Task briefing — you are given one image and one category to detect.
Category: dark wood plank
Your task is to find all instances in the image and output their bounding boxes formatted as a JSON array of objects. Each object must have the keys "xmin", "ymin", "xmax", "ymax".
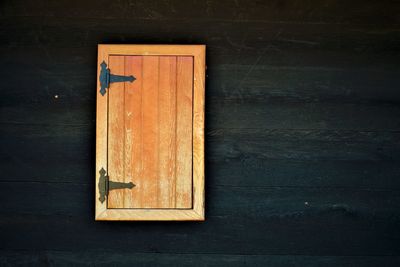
[
  {"xmin": 3, "ymin": 156, "xmax": 399, "ymax": 190},
  {"xmin": 210, "ymin": 159, "xmax": 400, "ymax": 189},
  {"xmin": 1, "ymin": 0, "xmax": 400, "ymax": 263},
  {"xmin": 2, "ymin": 47, "xmax": 400, "ymax": 105},
  {"xmin": 1, "ymin": 0, "xmax": 400, "ymax": 25},
  {"xmin": 2, "ymin": 180, "xmax": 400, "ymax": 218},
  {"xmin": 0, "ymin": 19, "xmax": 399, "ymax": 68},
  {"xmin": 1, "ymin": 100, "xmax": 400, "ymax": 130},
  {"xmin": 208, "ymin": 101, "xmax": 400, "ymax": 130},
  {"xmin": 1, "ymin": 250, "xmax": 400, "ymax": 267},
  {"xmin": 1, "ymin": 124, "xmax": 400, "ymax": 188},
  {"xmin": 1, "ymin": 181, "xmax": 400, "ymax": 256}
]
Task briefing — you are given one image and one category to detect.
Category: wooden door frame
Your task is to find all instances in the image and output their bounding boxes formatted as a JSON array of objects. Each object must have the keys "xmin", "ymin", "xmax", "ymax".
[{"xmin": 95, "ymin": 45, "xmax": 205, "ymax": 221}]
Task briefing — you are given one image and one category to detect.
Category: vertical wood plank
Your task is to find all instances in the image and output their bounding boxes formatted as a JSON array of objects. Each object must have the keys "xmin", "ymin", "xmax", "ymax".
[
  {"xmin": 176, "ymin": 56, "xmax": 194, "ymax": 208},
  {"xmin": 124, "ymin": 56, "xmax": 143, "ymax": 208},
  {"xmin": 107, "ymin": 56, "xmax": 125, "ymax": 208},
  {"xmin": 141, "ymin": 56, "xmax": 160, "ymax": 208},
  {"xmin": 158, "ymin": 56, "xmax": 177, "ymax": 208},
  {"xmin": 95, "ymin": 45, "xmax": 109, "ymax": 218},
  {"xmin": 192, "ymin": 46, "xmax": 206, "ymax": 219}
]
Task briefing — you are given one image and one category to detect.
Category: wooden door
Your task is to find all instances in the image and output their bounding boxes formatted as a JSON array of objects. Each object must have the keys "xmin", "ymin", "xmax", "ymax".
[
  {"xmin": 107, "ymin": 55, "xmax": 193, "ymax": 209},
  {"xmin": 96, "ymin": 45, "xmax": 205, "ymax": 220}
]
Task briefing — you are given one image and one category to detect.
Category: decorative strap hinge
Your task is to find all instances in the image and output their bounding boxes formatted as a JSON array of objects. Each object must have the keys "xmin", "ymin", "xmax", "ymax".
[
  {"xmin": 98, "ymin": 168, "xmax": 135, "ymax": 203},
  {"xmin": 99, "ymin": 61, "xmax": 136, "ymax": 96}
]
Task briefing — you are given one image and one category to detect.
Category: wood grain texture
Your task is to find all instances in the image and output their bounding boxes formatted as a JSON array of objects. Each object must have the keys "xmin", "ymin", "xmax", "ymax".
[
  {"xmin": 158, "ymin": 56, "xmax": 177, "ymax": 208},
  {"xmin": 2, "ymin": 183, "xmax": 400, "ymax": 255},
  {"xmin": 107, "ymin": 56, "xmax": 126, "ymax": 208},
  {"xmin": 2, "ymin": 251, "xmax": 400, "ymax": 267},
  {"xmin": 141, "ymin": 55, "xmax": 160, "ymax": 208},
  {"xmin": 176, "ymin": 56, "xmax": 193, "ymax": 208},
  {"xmin": 192, "ymin": 47, "xmax": 206, "ymax": 218},
  {"xmin": 1, "ymin": 0, "xmax": 400, "ymax": 264},
  {"xmin": 95, "ymin": 45, "xmax": 108, "ymax": 217},
  {"xmin": 124, "ymin": 56, "xmax": 143, "ymax": 208},
  {"xmin": 95, "ymin": 46, "xmax": 204, "ymax": 218}
]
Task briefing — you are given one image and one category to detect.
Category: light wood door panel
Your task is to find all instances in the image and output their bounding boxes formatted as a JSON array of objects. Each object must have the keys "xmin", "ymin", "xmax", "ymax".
[
  {"xmin": 124, "ymin": 56, "xmax": 142, "ymax": 208},
  {"xmin": 176, "ymin": 57, "xmax": 194, "ymax": 208},
  {"xmin": 158, "ymin": 56, "xmax": 178, "ymax": 208},
  {"xmin": 107, "ymin": 56, "xmax": 125, "ymax": 208},
  {"xmin": 107, "ymin": 55, "xmax": 193, "ymax": 209}
]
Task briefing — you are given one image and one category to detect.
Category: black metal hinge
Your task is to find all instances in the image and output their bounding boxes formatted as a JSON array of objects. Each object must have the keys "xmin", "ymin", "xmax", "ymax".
[
  {"xmin": 99, "ymin": 61, "xmax": 136, "ymax": 96},
  {"xmin": 98, "ymin": 168, "xmax": 135, "ymax": 203}
]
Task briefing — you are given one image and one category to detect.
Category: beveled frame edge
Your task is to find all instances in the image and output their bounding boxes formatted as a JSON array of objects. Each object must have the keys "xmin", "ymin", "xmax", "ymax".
[
  {"xmin": 96, "ymin": 209, "xmax": 204, "ymax": 221},
  {"xmin": 95, "ymin": 44, "xmax": 205, "ymax": 221}
]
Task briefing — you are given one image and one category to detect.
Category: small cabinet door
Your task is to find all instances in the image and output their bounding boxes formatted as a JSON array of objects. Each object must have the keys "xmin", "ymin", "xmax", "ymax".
[{"xmin": 96, "ymin": 45, "xmax": 205, "ymax": 221}]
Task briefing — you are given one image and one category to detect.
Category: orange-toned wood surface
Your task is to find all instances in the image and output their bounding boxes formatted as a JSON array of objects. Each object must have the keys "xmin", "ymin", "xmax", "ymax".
[
  {"xmin": 107, "ymin": 56, "xmax": 125, "ymax": 208},
  {"xmin": 107, "ymin": 55, "xmax": 193, "ymax": 209},
  {"xmin": 176, "ymin": 57, "xmax": 194, "ymax": 208},
  {"xmin": 124, "ymin": 56, "xmax": 142, "ymax": 208},
  {"xmin": 158, "ymin": 56, "xmax": 177, "ymax": 207}
]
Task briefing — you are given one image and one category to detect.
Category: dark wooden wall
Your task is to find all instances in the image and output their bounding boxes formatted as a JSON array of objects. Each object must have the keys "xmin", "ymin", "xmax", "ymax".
[{"xmin": 1, "ymin": 0, "xmax": 400, "ymax": 266}]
